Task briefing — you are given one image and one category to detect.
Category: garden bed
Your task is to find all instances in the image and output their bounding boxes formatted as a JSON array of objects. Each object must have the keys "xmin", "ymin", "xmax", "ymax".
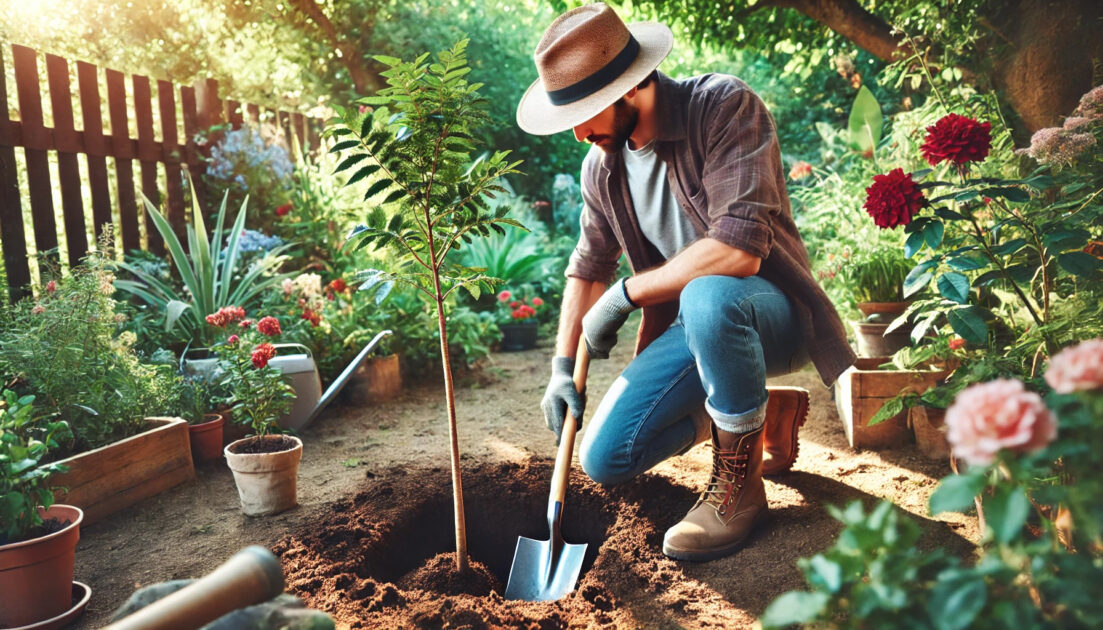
[{"xmin": 50, "ymin": 417, "xmax": 195, "ymax": 525}]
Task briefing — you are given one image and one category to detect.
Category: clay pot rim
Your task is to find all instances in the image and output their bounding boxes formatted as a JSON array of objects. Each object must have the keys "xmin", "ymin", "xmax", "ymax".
[
  {"xmin": 0, "ymin": 505, "xmax": 83, "ymax": 553},
  {"xmin": 16, "ymin": 581, "xmax": 92, "ymax": 630},
  {"xmin": 857, "ymin": 301, "xmax": 911, "ymax": 316},
  {"xmin": 188, "ymin": 413, "xmax": 225, "ymax": 428}
]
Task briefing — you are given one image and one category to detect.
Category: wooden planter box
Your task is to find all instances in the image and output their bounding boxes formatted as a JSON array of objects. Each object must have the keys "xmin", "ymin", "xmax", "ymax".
[
  {"xmin": 49, "ymin": 417, "xmax": 195, "ymax": 525},
  {"xmin": 834, "ymin": 358, "xmax": 949, "ymax": 450},
  {"xmin": 343, "ymin": 354, "xmax": 402, "ymax": 405}
]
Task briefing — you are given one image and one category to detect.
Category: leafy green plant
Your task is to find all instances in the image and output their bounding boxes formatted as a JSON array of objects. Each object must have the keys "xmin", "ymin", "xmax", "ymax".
[
  {"xmin": 328, "ymin": 40, "xmax": 522, "ymax": 572},
  {"xmin": 839, "ymin": 246, "xmax": 913, "ymax": 305},
  {"xmin": 0, "ymin": 240, "xmax": 182, "ymax": 453},
  {"xmin": 115, "ymin": 184, "xmax": 294, "ymax": 347},
  {"xmin": 0, "ymin": 390, "xmax": 71, "ymax": 545}
]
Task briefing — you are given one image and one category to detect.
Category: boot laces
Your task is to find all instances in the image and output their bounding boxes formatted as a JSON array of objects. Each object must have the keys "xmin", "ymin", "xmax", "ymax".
[{"xmin": 702, "ymin": 444, "xmax": 749, "ymax": 515}]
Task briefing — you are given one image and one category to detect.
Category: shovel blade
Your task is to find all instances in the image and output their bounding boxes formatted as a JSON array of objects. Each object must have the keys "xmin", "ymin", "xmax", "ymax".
[{"xmin": 504, "ymin": 535, "xmax": 588, "ymax": 601}]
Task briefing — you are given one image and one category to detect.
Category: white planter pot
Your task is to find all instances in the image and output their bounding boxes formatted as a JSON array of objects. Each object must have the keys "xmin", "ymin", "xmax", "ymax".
[{"xmin": 224, "ymin": 435, "xmax": 303, "ymax": 516}]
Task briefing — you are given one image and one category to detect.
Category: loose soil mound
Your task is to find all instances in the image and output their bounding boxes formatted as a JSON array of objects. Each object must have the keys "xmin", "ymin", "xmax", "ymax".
[{"xmin": 275, "ymin": 460, "xmax": 753, "ymax": 628}]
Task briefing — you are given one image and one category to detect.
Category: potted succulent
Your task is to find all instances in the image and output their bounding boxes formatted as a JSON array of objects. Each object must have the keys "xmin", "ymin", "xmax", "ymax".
[
  {"xmin": 0, "ymin": 390, "xmax": 85, "ymax": 628},
  {"xmin": 839, "ymin": 246, "xmax": 914, "ymax": 357},
  {"xmin": 214, "ymin": 315, "xmax": 299, "ymax": 516},
  {"xmin": 495, "ymin": 289, "xmax": 544, "ymax": 351}
]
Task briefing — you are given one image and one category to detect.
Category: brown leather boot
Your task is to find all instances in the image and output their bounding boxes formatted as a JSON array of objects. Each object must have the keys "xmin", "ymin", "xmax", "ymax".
[
  {"xmin": 761, "ymin": 387, "xmax": 810, "ymax": 476},
  {"xmin": 662, "ymin": 424, "xmax": 767, "ymax": 561}
]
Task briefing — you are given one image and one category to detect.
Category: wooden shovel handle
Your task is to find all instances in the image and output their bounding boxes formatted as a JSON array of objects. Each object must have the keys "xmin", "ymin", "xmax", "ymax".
[
  {"xmin": 104, "ymin": 546, "xmax": 284, "ymax": 630},
  {"xmin": 549, "ymin": 338, "xmax": 590, "ymax": 506}
]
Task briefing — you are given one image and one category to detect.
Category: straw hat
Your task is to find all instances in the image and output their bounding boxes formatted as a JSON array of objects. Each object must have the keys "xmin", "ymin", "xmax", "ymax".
[{"xmin": 516, "ymin": 3, "xmax": 673, "ymax": 136}]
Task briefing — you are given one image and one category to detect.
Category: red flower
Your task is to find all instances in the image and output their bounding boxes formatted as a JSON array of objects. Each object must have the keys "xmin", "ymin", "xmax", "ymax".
[
  {"xmin": 497, "ymin": 290, "xmax": 511, "ymax": 303},
  {"xmin": 256, "ymin": 316, "xmax": 282, "ymax": 337},
  {"xmin": 276, "ymin": 203, "xmax": 292, "ymax": 217},
  {"xmin": 301, "ymin": 309, "xmax": 321, "ymax": 327},
  {"xmin": 227, "ymin": 334, "xmax": 240, "ymax": 345},
  {"xmin": 328, "ymin": 278, "xmax": 348, "ymax": 293},
  {"xmin": 863, "ymin": 168, "xmax": 927, "ymax": 229},
  {"xmin": 532, "ymin": 297, "xmax": 544, "ymax": 307},
  {"xmin": 949, "ymin": 337, "xmax": 965, "ymax": 350},
  {"xmin": 251, "ymin": 343, "xmax": 276, "ymax": 369},
  {"xmin": 510, "ymin": 301, "xmax": 521, "ymax": 308},
  {"xmin": 239, "ymin": 318, "xmax": 254, "ymax": 329},
  {"xmin": 205, "ymin": 305, "xmax": 247, "ymax": 328},
  {"xmin": 45, "ymin": 280, "xmax": 57, "ymax": 294},
  {"xmin": 920, "ymin": 114, "xmax": 992, "ymax": 166},
  {"xmin": 788, "ymin": 161, "xmax": 813, "ymax": 181}
]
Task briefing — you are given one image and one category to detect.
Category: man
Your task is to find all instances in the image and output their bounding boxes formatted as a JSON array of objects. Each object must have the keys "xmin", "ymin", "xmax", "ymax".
[{"xmin": 516, "ymin": 3, "xmax": 854, "ymax": 561}]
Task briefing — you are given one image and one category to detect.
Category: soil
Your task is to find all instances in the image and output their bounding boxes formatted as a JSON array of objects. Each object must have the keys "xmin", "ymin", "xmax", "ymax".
[
  {"xmin": 228, "ymin": 434, "xmax": 300, "ymax": 454},
  {"xmin": 72, "ymin": 336, "xmax": 979, "ymax": 628}
]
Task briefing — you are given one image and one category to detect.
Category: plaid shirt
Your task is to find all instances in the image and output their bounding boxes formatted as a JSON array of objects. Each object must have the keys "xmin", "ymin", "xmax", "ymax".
[{"xmin": 565, "ymin": 72, "xmax": 855, "ymax": 385}]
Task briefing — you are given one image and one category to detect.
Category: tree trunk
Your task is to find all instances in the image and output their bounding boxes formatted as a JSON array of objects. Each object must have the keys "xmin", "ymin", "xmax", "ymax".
[
  {"xmin": 285, "ymin": 0, "xmax": 379, "ymax": 96},
  {"xmin": 983, "ymin": 0, "xmax": 1102, "ymax": 136},
  {"xmin": 779, "ymin": 0, "xmax": 1101, "ymax": 136},
  {"xmin": 786, "ymin": 0, "xmax": 906, "ymax": 61}
]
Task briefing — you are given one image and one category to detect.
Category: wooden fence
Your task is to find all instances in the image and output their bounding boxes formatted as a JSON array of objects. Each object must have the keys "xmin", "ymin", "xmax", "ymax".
[{"xmin": 0, "ymin": 44, "xmax": 323, "ymax": 301}]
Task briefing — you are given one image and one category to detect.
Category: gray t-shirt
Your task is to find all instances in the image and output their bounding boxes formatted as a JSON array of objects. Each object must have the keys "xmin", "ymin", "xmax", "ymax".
[{"xmin": 622, "ymin": 139, "xmax": 702, "ymax": 260}]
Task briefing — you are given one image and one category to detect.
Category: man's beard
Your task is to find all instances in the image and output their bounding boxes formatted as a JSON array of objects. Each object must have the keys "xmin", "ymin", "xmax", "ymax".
[{"xmin": 587, "ymin": 98, "xmax": 638, "ymax": 153}]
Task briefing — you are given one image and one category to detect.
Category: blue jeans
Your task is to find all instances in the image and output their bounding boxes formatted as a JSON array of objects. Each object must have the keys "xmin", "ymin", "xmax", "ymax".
[{"xmin": 578, "ymin": 275, "xmax": 806, "ymax": 486}]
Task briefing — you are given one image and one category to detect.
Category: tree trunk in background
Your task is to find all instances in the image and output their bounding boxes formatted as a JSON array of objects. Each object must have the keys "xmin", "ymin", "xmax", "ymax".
[
  {"xmin": 787, "ymin": 0, "xmax": 906, "ymax": 62},
  {"xmin": 286, "ymin": 0, "xmax": 380, "ymax": 96},
  {"xmin": 782, "ymin": 0, "xmax": 1101, "ymax": 138},
  {"xmin": 983, "ymin": 0, "xmax": 1102, "ymax": 138}
]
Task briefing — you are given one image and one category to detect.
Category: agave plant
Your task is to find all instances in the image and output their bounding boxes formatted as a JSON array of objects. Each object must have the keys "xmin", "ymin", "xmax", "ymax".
[
  {"xmin": 115, "ymin": 185, "xmax": 294, "ymax": 346},
  {"xmin": 457, "ymin": 221, "xmax": 549, "ymax": 288}
]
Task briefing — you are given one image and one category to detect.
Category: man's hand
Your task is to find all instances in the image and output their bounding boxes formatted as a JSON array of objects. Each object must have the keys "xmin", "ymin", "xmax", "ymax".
[
  {"xmin": 581, "ymin": 278, "xmax": 638, "ymax": 359},
  {"xmin": 541, "ymin": 356, "xmax": 585, "ymax": 441}
]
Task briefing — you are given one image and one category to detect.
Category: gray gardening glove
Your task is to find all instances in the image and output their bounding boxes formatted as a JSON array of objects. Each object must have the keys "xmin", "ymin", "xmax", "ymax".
[
  {"xmin": 581, "ymin": 277, "xmax": 639, "ymax": 359},
  {"xmin": 541, "ymin": 356, "xmax": 585, "ymax": 442}
]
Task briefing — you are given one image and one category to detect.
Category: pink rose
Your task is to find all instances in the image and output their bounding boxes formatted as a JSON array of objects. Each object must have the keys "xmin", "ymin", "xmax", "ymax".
[
  {"xmin": 945, "ymin": 379, "xmax": 1057, "ymax": 467},
  {"xmin": 227, "ymin": 334, "xmax": 239, "ymax": 345},
  {"xmin": 497, "ymin": 290, "xmax": 511, "ymax": 303},
  {"xmin": 532, "ymin": 297, "xmax": 544, "ymax": 307},
  {"xmin": 1044, "ymin": 339, "xmax": 1103, "ymax": 393}
]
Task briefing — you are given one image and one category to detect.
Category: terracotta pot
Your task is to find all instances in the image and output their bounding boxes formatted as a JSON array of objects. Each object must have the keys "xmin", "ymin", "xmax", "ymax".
[
  {"xmin": 499, "ymin": 322, "xmax": 538, "ymax": 351},
  {"xmin": 910, "ymin": 406, "xmax": 951, "ymax": 459},
  {"xmin": 857, "ymin": 301, "xmax": 909, "ymax": 318},
  {"xmin": 224, "ymin": 435, "xmax": 303, "ymax": 516},
  {"xmin": 0, "ymin": 505, "xmax": 82, "ymax": 627},
  {"xmin": 344, "ymin": 354, "xmax": 402, "ymax": 405},
  {"xmin": 188, "ymin": 413, "xmax": 225, "ymax": 462},
  {"xmin": 851, "ymin": 320, "xmax": 910, "ymax": 358}
]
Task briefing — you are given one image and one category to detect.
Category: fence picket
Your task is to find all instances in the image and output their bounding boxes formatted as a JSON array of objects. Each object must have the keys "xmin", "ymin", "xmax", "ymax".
[
  {"xmin": 133, "ymin": 75, "xmax": 162, "ymax": 254},
  {"xmin": 106, "ymin": 67, "xmax": 140, "ymax": 252},
  {"xmin": 158, "ymin": 80, "xmax": 186, "ymax": 245},
  {"xmin": 13, "ymin": 45, "xmax": 59, "ymax": 277},
  {"xmin": 77, "ymin": 60, "xmax": 113, "ymax": 241},
  {"xmin": 0, "ymin": 47, "xmax": 30, "ymax": 300},
  {"xmin": 46, "ymin": 53, "xmax": 88, "ymax": 267}
]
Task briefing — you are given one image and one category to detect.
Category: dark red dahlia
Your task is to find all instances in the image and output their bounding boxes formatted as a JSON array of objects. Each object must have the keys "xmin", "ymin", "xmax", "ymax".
[
  {"xmin": 920, "ymin": 114, "xmax": 992, "ymax": 166},
  {"xmin": 863, "ymin": 168, "xmax": 927, "ymax": 229}
]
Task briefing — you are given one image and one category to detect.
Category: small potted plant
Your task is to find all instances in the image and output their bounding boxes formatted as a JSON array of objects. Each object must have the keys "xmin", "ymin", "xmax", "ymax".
[
  {"xmin": 0, "ymin": 390, "xmax": 85, "ymax": 628},
  {"xmin": 176, "ymin": 376, "xmax": 226, "ymax": 463},
  {"xmin": 214, "ymin": 315, "xmax": 299, "ymax": 516},
  {"xmin": 838, "ymin": 246, "xmax": 914, "ymax": 357},
  {"xmin": 495, "ymin": 289, "xmax": 544, "ymax": 352}
]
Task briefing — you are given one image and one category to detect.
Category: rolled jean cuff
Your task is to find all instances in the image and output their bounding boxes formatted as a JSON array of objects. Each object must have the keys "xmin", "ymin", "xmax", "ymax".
[{"xmin": 705, "ymin": 399, "xmax": 767, "ymax": 434}]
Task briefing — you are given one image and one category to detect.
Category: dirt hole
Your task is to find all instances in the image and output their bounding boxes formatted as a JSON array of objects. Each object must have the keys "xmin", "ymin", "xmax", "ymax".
[{"xmin": 274, "ymin": 459, "xmax": 742, "ymax": 629}]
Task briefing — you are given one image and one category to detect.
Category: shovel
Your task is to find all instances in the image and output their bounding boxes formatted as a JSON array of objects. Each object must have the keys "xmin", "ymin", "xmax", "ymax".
[{"xmin": 505, "ymin": 339, "xmax": 590, "ymax": 601}]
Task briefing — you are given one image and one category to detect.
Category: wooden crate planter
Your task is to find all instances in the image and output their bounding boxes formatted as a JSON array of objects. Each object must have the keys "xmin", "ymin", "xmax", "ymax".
[
  {"xmin": 49, "ymin": 417, "xmax": 195, "ymax": 525},
  {"xmin": 834, "ymin": 358, "xmax": 948, "ymax": 450}
]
